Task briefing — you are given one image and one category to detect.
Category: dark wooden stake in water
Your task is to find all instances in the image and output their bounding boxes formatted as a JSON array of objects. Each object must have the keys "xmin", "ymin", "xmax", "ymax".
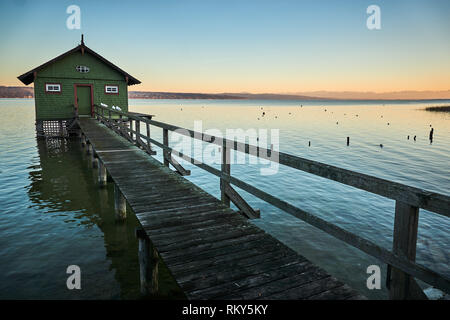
[{"xmin": 347, "ymin": 137, "xmax": 350, "ymax": 146}]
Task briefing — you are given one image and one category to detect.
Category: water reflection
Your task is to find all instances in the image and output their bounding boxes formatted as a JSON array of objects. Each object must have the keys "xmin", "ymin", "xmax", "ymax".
[{"xmin": 26, "ymin": 137, "xmax": 185, "ymax": 299}]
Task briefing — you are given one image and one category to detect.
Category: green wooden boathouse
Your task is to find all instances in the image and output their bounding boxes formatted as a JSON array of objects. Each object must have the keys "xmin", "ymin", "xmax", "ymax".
[{"xmin": 17, "ymin": 35, "xmax": 140, "ymax": 137}]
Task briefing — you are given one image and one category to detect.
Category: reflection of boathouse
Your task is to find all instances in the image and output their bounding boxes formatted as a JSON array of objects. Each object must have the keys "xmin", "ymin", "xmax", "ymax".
[{"xmin": 27, "ymin": 139, "xmax": 184, "ymax": 299}]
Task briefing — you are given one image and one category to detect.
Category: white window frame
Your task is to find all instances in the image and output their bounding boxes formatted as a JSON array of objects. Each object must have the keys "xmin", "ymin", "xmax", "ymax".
[
  {"xmin": 105, "ymin": 85, "xmax": 119, "ymax": 94},
  {"xmin": 76, "ymin": 65, "xmax": 90, "ymax": 73},
  {"xmin": 45, "ymin": 83, "xmax": 61, "ymax": 93}
]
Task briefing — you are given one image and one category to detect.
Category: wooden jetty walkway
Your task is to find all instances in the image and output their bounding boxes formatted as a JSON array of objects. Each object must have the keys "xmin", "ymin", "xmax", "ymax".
[
  {"xmin": 78, "ymin": 117, "xmax": 365, "ymax": 300},
  {"xmin": 74, "ymin": 104, "xmax": 450, "ymax": 300}
]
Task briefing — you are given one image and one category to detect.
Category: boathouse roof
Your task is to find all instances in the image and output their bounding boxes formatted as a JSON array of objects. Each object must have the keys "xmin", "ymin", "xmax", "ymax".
[{"xmin": 17, "ymin": 36, "xmax": 141, "ymax": 86}]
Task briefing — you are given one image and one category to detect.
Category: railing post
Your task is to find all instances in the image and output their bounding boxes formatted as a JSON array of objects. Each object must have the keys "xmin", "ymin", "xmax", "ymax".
[
  {"xmin": 146, "ymin": 122, "xmax": 152, "ymax": 151},
  {"xmin": 388, "ymin": 201, "xmax": 425, "ymax": 299},
  {"xmin": 129, "ymin": 119, "xmax": 134, "ymax": 141},
  {"xmin": 108, "ymin": 110, "xmax": 111, "ymax": 124},
  {"xmin": 135, "ymin": 120, "xmax": 140, "ymax": 145},
  {"xmin": 163, "ymin": 128, "xmax": 169, "ymax": 167},
  {"xmin": 221, "ymin": 138, "xmax": 231, "ymax": 207}
]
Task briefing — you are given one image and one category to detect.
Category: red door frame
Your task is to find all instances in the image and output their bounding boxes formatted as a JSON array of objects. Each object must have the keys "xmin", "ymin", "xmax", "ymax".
[{"xmin": 74, "ymin": 84, "xmax": 94, "ymax": 116}]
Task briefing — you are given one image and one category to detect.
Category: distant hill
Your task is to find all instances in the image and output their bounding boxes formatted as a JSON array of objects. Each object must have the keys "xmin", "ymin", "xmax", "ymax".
[
  {"xmin": 221, "ymin": 93, "xmax": 326, "ymax": 100},
  {"xmin": 290, "ymin": 90, "xmax": 450, "ymax": 100},
  {"xmin": 0, "ymin": 86, "xmax": 34, "ymax": 98},
  {"xmin": 129, "ymin": 91, "xmax": 244, "ymax": 99},
  {"xmin": 1, "ymin": 87, "xmax": 323, "ymax": 100},
  {"xmin": 4, "ymin": 86, "xmax": 447, "ymax": 100},
  {"xmin": 129, "ymin": 91, "xmax": 325, "ymax": 100}
]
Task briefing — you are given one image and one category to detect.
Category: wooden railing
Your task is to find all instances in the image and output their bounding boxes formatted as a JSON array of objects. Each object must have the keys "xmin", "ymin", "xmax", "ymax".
[{"xmin": 93, "ymin": 104, "xmax": 450, "ymax": 299}]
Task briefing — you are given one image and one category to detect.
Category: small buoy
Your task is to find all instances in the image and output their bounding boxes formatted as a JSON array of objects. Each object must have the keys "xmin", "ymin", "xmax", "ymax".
[
  {"xmin": 414, "ymin": 135, "xmax": 416, "ymax": 141},
  {"xmin": 407, "ymin": 135, "xmax": 410, "ymax": 140},
  {"xmin": 336, "ymin": 122, "xmax": 339, "ymax": 125},
  {"xmin": 387, "ymin": 122, "xmax": 390, "ymax": 125},
  {"xmin": 308, "ymin": 141, "xmax": 311, "ymax": 147},
  {"xmin": 380, "ymin": 144, "xmax": 383, "ymax": 148}
]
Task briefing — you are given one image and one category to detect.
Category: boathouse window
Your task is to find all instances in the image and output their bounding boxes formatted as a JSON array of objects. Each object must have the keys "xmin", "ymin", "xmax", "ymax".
[
  {"xmin": 76, "ymin": 65, "xmax": 90, "ymax": 73},
  {"xmin": 45, "ymin": 83, "xmax": 61, "ymax": 93},
  {"xmin": 105, "ymin": 85, "xmax": 119, "ymax": 94}
]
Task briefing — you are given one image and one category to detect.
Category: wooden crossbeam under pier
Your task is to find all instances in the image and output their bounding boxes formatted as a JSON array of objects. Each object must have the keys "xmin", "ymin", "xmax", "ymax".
[{"xmin": 77, "ymin": 117, "xmax": 365, "ymax": 300}]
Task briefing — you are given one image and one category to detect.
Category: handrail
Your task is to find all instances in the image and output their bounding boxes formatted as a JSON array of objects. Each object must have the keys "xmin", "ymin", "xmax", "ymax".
[
  {"xmin": 94, "ymin": 104, "xmax": 450, "ymax": 218},
  {"xmin": 92, "ymin": 104, "xmax": 450, "ymax": 296}
]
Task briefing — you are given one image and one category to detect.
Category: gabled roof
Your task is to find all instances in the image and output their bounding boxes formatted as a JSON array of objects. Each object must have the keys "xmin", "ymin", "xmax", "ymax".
[{"xmin": 18, "ymin": 38, "xmax": 141, "ymax": 86}]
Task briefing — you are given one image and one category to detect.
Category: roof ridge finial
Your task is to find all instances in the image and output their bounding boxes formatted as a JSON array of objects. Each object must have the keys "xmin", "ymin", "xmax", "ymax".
[{"xmin": 81, "ymin": 34, "xmax": 84, "ymax": 46}]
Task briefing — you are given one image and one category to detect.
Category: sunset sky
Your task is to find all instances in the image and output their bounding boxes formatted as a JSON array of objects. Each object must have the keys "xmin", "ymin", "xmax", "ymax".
[{"xmin": 1, "ymin": 0, "xmax": 449, "ymax": 97}]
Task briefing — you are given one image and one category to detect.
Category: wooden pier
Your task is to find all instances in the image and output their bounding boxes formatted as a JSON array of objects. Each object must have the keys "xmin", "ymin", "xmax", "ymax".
[
  {"xmin": 78, "ymin": 117, "xmax": 365, "ymax": 299},
  {"xmin": 73, "ymin": 104, "xmax": 450, "ymax": 300}
]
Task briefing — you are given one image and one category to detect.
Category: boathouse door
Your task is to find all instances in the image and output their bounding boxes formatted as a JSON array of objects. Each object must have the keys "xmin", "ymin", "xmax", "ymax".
[{"xmin": 74, "ymin": 84, "xmax": 93, "ymax": 116}]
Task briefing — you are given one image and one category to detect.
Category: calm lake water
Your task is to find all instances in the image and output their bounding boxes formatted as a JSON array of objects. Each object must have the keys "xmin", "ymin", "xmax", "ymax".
[{"xmin": 0, "ymin": 98, "xmax": 449, "ymax": 299}]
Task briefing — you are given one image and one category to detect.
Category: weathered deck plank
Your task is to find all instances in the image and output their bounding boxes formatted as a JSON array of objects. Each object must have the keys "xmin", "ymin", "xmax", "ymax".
[{"xmin": 78, "ymin": 117, "xmax": 365, "ymax": 300}]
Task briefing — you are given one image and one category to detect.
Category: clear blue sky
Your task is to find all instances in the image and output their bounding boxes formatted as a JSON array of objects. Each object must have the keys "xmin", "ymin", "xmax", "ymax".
[{"xmin": 1, "ymin": 0, "xmax": 449, "ymax": 94}]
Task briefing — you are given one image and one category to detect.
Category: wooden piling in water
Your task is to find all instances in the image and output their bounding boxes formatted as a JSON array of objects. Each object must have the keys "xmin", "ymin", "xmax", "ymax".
[
  {"xmin": 136, "ymin": 228, "xmax": 151, "ymax": 295},
  {"xmin": 98, "ymin": 160, "xmax": 107, "ymax": 187},
  {"xmin": 151, "ymin": 246, "xmax": 159, "ymax": 294},
  {"xmin": 91, "ymin": 150, "xmax": 98, "ymax": 168},
  {"xmin": 114, "ymin": 184, "xmax": 126, "ymax": 220},
  {"xmin": 86, "ymin": 142, "xmax": 92, "ymax": 155}
]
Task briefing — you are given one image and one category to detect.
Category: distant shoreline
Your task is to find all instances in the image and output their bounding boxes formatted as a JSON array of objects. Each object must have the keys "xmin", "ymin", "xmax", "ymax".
[{"xmin": 1, "ymin": 86, "xmax": 450, "ymax": 101}]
